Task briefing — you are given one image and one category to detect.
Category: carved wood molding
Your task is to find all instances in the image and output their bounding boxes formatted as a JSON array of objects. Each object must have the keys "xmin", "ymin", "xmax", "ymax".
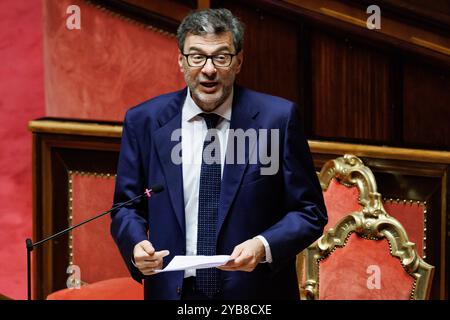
[
  {"xmin": 29, "ymin": 119, "xmax": 123, "ymax": 138},
  {"xmin": 309, "ymin": 140, "xmax": 450, "ymax": 164}
]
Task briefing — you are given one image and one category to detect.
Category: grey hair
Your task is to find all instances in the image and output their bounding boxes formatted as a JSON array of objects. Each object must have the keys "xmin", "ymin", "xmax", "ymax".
[{"xmin": 176, "ymin": 8, "xmax": 245, "ymax": 53}]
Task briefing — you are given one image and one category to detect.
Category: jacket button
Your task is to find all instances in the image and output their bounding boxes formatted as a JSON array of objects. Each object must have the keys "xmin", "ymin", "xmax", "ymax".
[{"xmin": 177, "ymin": 287, "xmax": 182, "ymax": 295}]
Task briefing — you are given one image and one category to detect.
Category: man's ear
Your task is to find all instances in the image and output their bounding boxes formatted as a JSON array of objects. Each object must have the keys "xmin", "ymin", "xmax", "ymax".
[
  {"xmin": 234, "ymin": 50, "xmax": 244, "ymax": 75},
  {"xmin": 178, "ymin": 51, "xmax": 184, "ymax": 73}
]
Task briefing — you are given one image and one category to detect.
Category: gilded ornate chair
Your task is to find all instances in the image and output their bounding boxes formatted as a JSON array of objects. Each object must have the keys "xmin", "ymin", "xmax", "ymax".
[{"xmin": 300, "ymin": 155, "xmax": 434, "ymax": 300}]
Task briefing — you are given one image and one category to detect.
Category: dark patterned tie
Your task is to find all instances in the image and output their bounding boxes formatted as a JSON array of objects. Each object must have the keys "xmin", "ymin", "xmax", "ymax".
[{"xmin": 196, "ymin": 113, "xmax": 222, "ymax": 298}]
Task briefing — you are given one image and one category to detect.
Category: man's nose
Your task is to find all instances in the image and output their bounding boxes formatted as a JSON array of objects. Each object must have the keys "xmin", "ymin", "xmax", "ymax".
[{"xmin": 201, "ymin": 58, "xmax": 217, "ymax": 77}]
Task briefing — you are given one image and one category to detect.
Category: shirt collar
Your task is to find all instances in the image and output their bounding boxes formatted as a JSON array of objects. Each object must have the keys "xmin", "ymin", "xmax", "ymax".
[{"xmin": 182, "ymin": 87, "xmax": 233, "ymax": 122}]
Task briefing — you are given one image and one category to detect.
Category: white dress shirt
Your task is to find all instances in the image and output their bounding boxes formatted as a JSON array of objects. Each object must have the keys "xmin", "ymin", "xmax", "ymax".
[{"xmin": 181, "ymin": 88, "xmax": 272, "ymax": 278}]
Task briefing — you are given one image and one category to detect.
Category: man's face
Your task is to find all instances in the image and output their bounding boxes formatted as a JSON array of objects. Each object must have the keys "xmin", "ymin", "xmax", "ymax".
[{"xmin": 178, "ymin": 31, "xmax": 243, "ymax": 112}]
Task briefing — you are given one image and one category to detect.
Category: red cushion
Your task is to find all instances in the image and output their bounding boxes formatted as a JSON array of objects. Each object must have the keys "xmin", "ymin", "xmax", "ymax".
[
  {"xmin": 46, "ymin": 277, "xmax": 143, "ymax": 300},
  {"xmin": 319, "ymin": 233, "xmax": 414, "ymax": 300}
]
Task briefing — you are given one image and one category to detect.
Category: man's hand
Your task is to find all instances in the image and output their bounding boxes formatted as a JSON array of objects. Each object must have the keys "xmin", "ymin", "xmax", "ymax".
[
  {"xmin": 133, "ymin": 240, "xmax": 169, "ymax": 276},
  {"xmin": 218, "ymin": 238, "xmax": 265, "ymax": 272}
]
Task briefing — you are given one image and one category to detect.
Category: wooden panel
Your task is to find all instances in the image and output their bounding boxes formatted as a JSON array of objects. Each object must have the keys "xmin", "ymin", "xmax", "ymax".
[
  {"xmin": 344, "ymin": 0, "xmax": 450, "ymax": 34},
  {"xmin": 30, "ymin": 119, "xmax": 450, "ymax": 299},
  {"xmin": 30, "ymin": 120, "xmax": 121, "ymax": 299},
  {"xmin": 311, "ymin": 29, "xmax": 393, "ymax": 142},
  {"xmin": 283, "ymin": 0, "xmax": 450, "ymax": 66},
  {"xmin": 403, "ymin": 61, "xmax": 450, "ymax": 148},
  {"xmin": 222, "ymin": 1, "xmax": 301, "ymax": 106}
]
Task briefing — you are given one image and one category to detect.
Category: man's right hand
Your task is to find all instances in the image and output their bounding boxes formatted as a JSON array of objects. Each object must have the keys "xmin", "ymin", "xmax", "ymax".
[{"xmin": 133, "ymin": 240, "xmax": 170, "ymax": 276}]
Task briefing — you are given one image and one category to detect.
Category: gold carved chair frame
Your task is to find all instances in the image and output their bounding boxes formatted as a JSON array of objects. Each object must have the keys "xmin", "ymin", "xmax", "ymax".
[{"xmin": 301, "ymin": 154, "xmax": 434, "ymax": 300}]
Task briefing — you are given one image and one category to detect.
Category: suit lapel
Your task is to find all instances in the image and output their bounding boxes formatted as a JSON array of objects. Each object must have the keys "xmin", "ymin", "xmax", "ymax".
[
  {"xmin": 217, "ymin": 86, "xmax": 260, "ymax": 236},
  {"xmin": 154, "ymin": 88, "xmax": 187, "ymax": 236}
]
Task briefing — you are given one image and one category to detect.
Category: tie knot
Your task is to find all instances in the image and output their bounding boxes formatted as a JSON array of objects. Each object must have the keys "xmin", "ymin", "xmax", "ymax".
[{"xmin": 200, "ymin": 113, "xmax": 222, "ymax": 129}]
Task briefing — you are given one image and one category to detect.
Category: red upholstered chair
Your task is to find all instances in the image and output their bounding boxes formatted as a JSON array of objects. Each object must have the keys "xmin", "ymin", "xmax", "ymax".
[
  {"xmin": 46, "ymin": 171, "xmax": 143, "ymax": 300},
  {"xmin": 299, "ymin": 155, "xmax": 434, "ymax": 300}
]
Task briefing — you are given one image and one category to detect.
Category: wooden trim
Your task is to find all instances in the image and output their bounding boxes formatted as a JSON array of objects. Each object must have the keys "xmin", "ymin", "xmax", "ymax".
[
  {"xmin": 28, "ymin": 120, "xmax": 450, "ymax": 164},
  {"xmin": 28, "ymin": 120, "xmax": 123, "ymax": 138},
  {"xmin": 309, "ymin": 140, "xmax": 450, "ymax": 164},
  {"xmin": 440, "ymin": 171, "xmax": 447, "ymax": 298},
  {"xmin": 411, "ymin": 37, "xmax": 450, "ymax": 56},
  {"xmin": 85, "ymin": 0, "xmax": 184, "ymax": 34},
  {"xmin": 41, "ymin": 138, "xmax": 54, "ymax": 299},
  {"xmin": 319, "ymin": 7, "xmax": 367, "ymax": 28}
]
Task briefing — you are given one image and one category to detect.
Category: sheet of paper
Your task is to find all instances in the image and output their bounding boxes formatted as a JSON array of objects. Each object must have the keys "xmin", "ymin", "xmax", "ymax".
[{"xmin": 154, "ymin": 255, "xmax": 233, "ymax": 273}]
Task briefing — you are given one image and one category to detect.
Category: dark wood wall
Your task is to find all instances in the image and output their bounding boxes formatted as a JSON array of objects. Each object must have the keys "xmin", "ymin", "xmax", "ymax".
[
  {"xmin": 214, "ymin": 0, "xmax": 450, "ymax": 150},
  {"xmin": 97, "ymin": 0, "xmax": 449, "ymax": 150}
]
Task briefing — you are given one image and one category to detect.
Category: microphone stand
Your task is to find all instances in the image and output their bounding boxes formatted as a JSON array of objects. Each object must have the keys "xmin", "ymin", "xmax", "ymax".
[{"xmin": 25, "ymin": 186, "xmax": 163, "ymax": 300}]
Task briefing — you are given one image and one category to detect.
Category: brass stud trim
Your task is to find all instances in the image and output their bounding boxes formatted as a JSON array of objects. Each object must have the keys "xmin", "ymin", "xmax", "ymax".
[{"xmin": 67, "ymin": 170, "xmax": 117, "ymax": 284}]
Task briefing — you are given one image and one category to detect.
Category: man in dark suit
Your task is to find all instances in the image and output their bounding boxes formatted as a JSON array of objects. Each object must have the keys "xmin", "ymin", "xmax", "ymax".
[{"xmin": 111, "ymin": 8, "xmax": 327, "ymax": 300}]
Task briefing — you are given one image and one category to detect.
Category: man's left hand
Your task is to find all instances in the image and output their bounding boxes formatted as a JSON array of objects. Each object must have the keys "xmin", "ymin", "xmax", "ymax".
[{"xmin": 218, "ymin": 238, "xmax": 265, "ymax": 272}]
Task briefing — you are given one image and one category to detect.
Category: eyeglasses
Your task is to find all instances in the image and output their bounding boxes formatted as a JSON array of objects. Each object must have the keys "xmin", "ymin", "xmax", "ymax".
[{"xmin": 182, "ymin": 53, "xmax": 236, "ymax": 68}]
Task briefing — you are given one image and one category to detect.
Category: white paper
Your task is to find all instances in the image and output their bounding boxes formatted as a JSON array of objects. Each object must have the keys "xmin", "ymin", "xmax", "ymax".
[{"xmin": 154, "ymin": 255, "xmax": 233, "ymax": 273}]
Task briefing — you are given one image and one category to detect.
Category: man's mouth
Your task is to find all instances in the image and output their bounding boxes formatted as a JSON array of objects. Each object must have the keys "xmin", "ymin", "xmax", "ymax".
[{"xmin": 199, "ymin": 81, "xmax": 219, "ymax": 92}]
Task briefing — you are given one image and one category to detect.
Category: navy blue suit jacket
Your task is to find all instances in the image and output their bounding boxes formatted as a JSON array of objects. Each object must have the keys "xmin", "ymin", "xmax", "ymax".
[{"xmin": 111, "ymin": 85, "xmax": 327, "ymax": 299}]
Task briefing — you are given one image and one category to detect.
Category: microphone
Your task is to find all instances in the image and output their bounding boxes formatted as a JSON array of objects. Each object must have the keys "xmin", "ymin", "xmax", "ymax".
[{"xmin": 25, "ymin": 185, "xmax": 164, "ymax": 300}]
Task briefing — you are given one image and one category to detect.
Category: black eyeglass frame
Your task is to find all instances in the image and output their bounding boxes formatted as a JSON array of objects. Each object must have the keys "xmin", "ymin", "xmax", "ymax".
[{"xmin": 182, "ymin": 53, "xmax": 238, "ymax": 68}]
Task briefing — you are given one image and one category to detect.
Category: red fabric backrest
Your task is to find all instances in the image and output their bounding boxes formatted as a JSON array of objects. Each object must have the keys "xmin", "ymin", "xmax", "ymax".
[
  {"xmin": 382, "ymin": 201, "xmax": 425, "ymax": 257},
  {"xmin": 298, "ymin": 177, "xmax": 363, "ymax": 293},
  {"xmin": 71, "ymin": 173, "xmax": 129, "ymax": 283},
  {"xmin": 322, "ymin": 178, "xmax": 362, "ymax": 232},
  {"xmin": 318, "ymin": 233, "xmax": 415, "ymax": 300}
]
